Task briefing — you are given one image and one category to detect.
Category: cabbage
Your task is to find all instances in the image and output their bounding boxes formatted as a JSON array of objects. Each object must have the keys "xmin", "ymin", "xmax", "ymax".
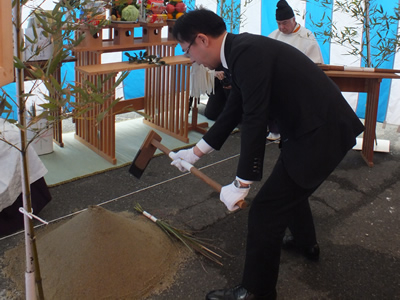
[{"xmin": 121, "ymin": 5, "xmax": 139, "ymax": 22}]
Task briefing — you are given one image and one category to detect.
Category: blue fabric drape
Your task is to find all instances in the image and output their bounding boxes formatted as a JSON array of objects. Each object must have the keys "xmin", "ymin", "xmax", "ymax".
[
  {"xmin": 217, "ymin": 0, "xmax": 241, "ymax": 34},
  {"xmin": 261, "ymin": 1, "xmax": 279, "ymax": 36},
  {"xmin": 61, "ymin": 61, "xmax": 75, "ymax": 112},
  {"xmin": 1, "ymin": 83, "xmax": 17, "ymax": 120},
  {"xmin": 304, "ymin": 0, "xmax": 333, "ymax": 64},
  {"xmin": 186, "ymin": 0, "xmax": 196, "ymax": 11},
  {"xmin": 122, "ymin": 27, "xmax": 145, "ymax": 100}
]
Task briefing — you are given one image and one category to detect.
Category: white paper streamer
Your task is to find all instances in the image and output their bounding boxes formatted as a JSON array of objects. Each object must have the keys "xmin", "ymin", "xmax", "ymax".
[
  {"xmin": 190, "ymin": 63, "xmax": 215, "ymax": 98},
  {"xmin": 143, "ymin": 210, "xmax": 158, "ymax": 223}
]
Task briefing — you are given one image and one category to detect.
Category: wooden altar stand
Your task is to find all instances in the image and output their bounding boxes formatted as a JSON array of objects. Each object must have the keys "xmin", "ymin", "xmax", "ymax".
[
  {"xmin": 73, "ymin": 22, "xmax": 202, "ymax": 164},
  {"xmin": 320, "ymin": 65, "xmax": 400, "ymax": 167}
]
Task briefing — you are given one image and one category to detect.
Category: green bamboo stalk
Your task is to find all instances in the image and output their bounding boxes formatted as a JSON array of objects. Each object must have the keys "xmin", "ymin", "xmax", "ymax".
[{"xmin": 14, "ymin": 2, "xmax": 45, "ymax": 299}]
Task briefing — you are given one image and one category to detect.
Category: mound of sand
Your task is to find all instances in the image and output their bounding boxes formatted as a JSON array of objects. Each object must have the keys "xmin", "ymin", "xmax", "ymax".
[{"xmin": 2, "ymin": 206, "xmax": 185, "ymax": 299}]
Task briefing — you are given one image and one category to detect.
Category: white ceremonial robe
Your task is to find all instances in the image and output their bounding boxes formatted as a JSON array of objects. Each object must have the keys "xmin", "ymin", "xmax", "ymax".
[{"xmin": 269, "ymin": 25, "xmax": 324, "ymax": 64}]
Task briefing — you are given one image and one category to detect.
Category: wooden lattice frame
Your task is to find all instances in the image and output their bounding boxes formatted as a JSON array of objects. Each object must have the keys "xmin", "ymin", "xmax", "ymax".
[{"xmin": 0, "ymin": 0, "xmax": 14, "ymax": 87}]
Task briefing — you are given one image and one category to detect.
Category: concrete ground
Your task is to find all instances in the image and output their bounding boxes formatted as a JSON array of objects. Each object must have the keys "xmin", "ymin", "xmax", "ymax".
[{"xmin": 1, "ymin": 112, "xmax": 400, "ymax": 299}]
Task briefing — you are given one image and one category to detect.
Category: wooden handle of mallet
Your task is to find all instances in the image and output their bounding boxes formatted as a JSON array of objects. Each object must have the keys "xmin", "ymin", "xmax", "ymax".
[{"xmin": 151, "ymin": 140, "xmax": 247, "ymax": 209}]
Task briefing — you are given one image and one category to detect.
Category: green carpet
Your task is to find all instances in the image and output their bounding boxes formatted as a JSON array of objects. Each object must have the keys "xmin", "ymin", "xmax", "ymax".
[{"xmin": 40, "ymin": 115, "xmax": 213, "ymax": 187}]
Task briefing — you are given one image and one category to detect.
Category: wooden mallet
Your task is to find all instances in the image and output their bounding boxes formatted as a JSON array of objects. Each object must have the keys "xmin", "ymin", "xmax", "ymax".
[{"xmin": 129, "ymin": 130, "xmax": 247, "ymax": 209}]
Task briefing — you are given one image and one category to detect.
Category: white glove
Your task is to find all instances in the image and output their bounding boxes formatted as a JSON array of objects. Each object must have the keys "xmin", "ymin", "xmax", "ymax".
[
  {"xmin": 220, "ymin": 181, "xmax": 250, "ymax": 212},
  {"xmin": 170, "ymin": 148, "xmax": 200, "ymax": 172}
]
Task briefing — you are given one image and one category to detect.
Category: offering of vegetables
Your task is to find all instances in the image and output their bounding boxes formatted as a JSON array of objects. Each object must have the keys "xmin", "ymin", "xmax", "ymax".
[
  {"xmin": 111, "ymin": 0, "xmax": 140, "ymax": 22},
  {"xmin": 121, "ymin": 5, "xmax": 139, "ymax": 21}
]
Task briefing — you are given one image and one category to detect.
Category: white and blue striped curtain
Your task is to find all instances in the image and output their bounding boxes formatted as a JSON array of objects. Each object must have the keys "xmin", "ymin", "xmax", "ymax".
[
  {"xmin": 3, "ymin": 0, "xmax": 400, "ymax": 126},
  {"xmin": 251, "ymin": 0, "xmax": 400, "ymax": 125}
]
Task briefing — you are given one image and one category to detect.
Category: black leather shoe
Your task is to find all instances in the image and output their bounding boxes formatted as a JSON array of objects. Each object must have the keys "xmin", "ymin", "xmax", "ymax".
[
  {"xmin": 282, "ymin": 235, "xmax": 320, "ymax": 261},
  {"xmin": 206, "ymin": 285, "xmax": 273, "ymax": 300}
]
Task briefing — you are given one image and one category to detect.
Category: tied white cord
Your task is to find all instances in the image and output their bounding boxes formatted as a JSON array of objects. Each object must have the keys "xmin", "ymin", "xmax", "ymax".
[
  {"xmin": 19, "ymin": 207, "xmax": 49, "ymax": 225},
  {"xmin": 142, "ymin": 211, "xmax": 158, "ymax": 223}
]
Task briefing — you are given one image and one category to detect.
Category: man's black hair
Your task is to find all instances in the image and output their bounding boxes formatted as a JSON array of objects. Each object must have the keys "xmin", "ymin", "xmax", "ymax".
[{"xmin": 172, "ymin": 8, "xmax": 227, "ymax": 43}]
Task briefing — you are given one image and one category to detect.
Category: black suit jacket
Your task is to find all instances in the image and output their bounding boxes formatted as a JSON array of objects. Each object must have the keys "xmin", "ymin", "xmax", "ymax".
[{"xmin": 203, "ymin": 33, "xmax": 365, "ymax": 189}]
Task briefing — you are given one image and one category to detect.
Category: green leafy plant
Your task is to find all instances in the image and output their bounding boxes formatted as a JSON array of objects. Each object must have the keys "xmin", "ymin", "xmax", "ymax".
[
  {"xmin": 215, "ymin": 0, "xmax": 255, "ymax": 33},
  {"xmin": 125, "ymin": 51, "xmax": 167, "ymax": 65},
  {"xmin": 307, "ymin": 0, "xmax": 400, "ymax": 68}
]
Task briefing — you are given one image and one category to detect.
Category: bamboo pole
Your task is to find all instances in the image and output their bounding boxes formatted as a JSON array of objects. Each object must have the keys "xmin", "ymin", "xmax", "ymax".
[
  {"xmin": 14, "ymin": 3, "xmax": 44, "ymax": 299},
  {"xmin": 364, "ymin": 0, "xmax": 371, "ymax": 67}
]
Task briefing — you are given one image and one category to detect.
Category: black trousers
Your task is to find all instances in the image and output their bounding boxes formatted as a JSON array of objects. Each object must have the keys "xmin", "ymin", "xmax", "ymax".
[{"xmin": 242, "ymin": 155, "xmax": 319, "ymax": 298}]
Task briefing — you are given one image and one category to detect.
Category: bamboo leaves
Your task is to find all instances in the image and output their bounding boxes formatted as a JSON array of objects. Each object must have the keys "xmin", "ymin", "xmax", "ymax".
[{"xmin": 308, "ymin": 0, "xmax": 400, "ymax": 68}]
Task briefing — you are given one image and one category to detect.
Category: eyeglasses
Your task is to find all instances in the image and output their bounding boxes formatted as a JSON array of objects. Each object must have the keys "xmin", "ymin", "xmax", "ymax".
[{"xmin": 183, "ymin": 35, "xmax": 198, "ymax": 57}]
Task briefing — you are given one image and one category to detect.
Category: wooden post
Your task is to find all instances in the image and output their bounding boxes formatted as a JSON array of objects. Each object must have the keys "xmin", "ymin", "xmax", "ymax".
[{"xmin": 0, "ymin": 0, "xmax": 14, "ymax": 86}]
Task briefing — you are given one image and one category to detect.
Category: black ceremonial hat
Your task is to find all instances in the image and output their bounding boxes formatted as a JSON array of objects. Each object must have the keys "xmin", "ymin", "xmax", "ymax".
[{"xmin": 276, "ymin": 0, "xmax": 295, "ymax": 21}]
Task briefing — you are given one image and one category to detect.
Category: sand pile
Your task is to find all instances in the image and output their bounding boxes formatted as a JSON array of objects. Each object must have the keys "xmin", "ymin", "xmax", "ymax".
[{"xmin": 2, "ymin": 206, "xmax": 185, "ymax": 299}]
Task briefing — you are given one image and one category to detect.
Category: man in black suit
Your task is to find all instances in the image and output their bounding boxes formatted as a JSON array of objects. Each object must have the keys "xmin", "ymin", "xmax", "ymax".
[{"xmin": 170, "ymin": 8, "xmax": 364, "ymax": 300}]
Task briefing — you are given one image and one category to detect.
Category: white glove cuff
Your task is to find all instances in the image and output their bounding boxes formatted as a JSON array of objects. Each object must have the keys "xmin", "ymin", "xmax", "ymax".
[
  {"xmin": 196, "ymin": 139, "xmax": 214, "ymax": 155},
  {"xmin": 236, "ymin": 176, "xmax": 254, "ymax": 185},
  {"xmin": 189, "ymin": 147, "xmax": 201, "ymax": 162}
]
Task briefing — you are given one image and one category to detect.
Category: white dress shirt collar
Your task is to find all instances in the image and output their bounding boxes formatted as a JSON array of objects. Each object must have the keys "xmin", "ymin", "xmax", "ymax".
[{"xmin": 220, "ymin": 32, "xmax": 228, "ymax": 69}]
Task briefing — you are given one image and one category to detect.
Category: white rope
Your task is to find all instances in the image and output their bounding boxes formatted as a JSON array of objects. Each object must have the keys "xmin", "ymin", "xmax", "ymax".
[
  {"xmin": 0, "ymin": 172, "xmax": 204, "ymax": 240},
  {"xmin": 18, "ymin": 207, "xmax": 49, "ymax": 225},
  {"xmin": 1, "ymin": 141, "xmax": 277, "ymax": 241}
]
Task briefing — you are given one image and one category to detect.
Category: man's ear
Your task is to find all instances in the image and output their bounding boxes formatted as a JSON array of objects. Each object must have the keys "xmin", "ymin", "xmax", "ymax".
[{"xmin": 197, "ymin": 33, "xmax": 209, "ymax": 47}]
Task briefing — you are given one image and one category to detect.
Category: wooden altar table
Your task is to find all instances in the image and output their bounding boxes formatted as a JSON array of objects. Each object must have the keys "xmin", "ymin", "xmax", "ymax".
[{"xmin": 322, "ymin": 66, "xmax": 400, "ymax": 167}]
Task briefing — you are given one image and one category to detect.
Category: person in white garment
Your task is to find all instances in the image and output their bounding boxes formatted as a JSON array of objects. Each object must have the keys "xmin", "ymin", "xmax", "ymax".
[
  {"xmin": 267, "ymin": 0, "xmax": 324, "ymax": 141},
  {"xmin": 0, "ymin": 118, "xmax": 51, "ymax": 236}
]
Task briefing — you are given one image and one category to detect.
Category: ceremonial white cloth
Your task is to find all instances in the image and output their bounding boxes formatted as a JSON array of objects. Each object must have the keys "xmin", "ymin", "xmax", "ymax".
[
  {"xmin": 269, "ymin": 25, "xmax": 324, "ymax": 64},
  {"xmin": 0, "ymin": 118, "xmax": 48, "ymax": 212},
  {"xmin": 189, "ymin": 63, "xmax": 215, "ymax": 98}
]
